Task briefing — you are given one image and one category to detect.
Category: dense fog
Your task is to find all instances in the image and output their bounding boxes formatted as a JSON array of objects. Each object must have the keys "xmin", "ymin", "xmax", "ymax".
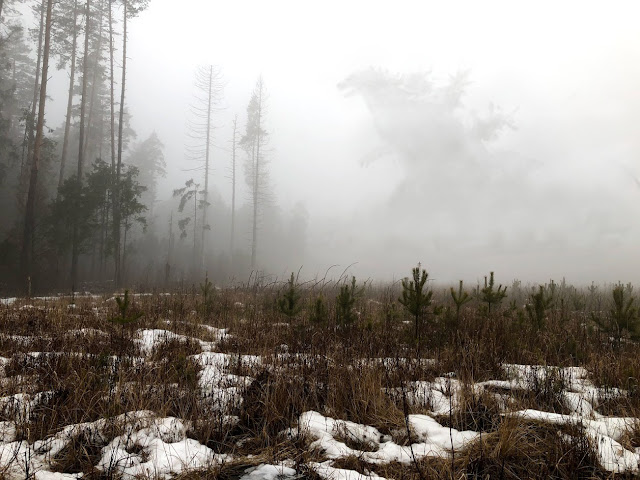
[{"xmin": 1, "ymin": 0, "xmax": 640, "ymax": 293}]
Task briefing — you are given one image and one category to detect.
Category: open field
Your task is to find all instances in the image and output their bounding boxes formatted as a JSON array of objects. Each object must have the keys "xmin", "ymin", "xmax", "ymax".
[{"xmin": 0, "ymin": 277, "xmax": 640, "ymax": 479}]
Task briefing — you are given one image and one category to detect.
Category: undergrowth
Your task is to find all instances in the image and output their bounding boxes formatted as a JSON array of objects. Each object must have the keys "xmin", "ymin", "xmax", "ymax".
[{"xmin": 0, "ymin": 276, "xmax": 638, "ymax": 479}]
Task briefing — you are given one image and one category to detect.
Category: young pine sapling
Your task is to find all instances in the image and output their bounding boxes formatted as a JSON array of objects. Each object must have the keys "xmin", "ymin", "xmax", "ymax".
[
  {"xmin": 336, "ymin": 276, "xmax": 363, "ymax": 325},
  {"xmin": 526, "ymin": 285, "xmax": 554, "ymax": 330},
  {"xmin": 277, "ymin": 272, "xmax": 303, "ymax": 320},
  {"xmin": 603, "ymin": 283, "xmax": 638, "ymax": 342},
  {"xmin": 480, "ymin": 271, "xmax": 507, "ymax": 315},
  {"xmin": 200, "ymin": 273, "xmax": 214, "ymax": 317},
  {"xmin": 399, "ymin": 266, "xmax": 438, "ymax": 339},
  {"xmin": 111, "ymin": 290, "xmax": 143, "ymax": 332},
  {"xmin": 310, "ymin": 294, "xmax": 329, "ymax": 324},
  {"xmin": 451, "ymin": 280, "xmax": 472, "ymax": 324}
]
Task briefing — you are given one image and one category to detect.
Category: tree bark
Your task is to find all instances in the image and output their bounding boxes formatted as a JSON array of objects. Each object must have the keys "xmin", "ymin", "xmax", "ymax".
[
  {"xmin": 251, "ymin": 81, "xmax": 263, "ymax": 270},
  {"xmin": 230, "ymin": 115, "xmax": 237, "ymax": 264},
  {"xmin": 107, "ymin": 0, "xmax": 116, "ymax": 283},
  {"xmin": 99, "ymin": 193, "xmax": 106, "ymax": 277},
  {"xmin": 24, "ymin": 0, "xmax": 45, "ymax": 177},
  {"xmin": 76, "ymin": 0, "xmax": 90, "ymax": 180},
  {"xmin": 71, "ymin": 0, "xmax": 91, "ymax": 289},
  {"xmin": 20, "ymin": 0, "xmax": 53, "ymax": 293},
  {"xmin": 201, "ymin": 65, "xmax": 213, "ymax": 271},
  {"xmin": 83, "ymin": 0, "xmax": 105, "ymax": 164},
  {"xmin": 165, "ymin": 211, "xmax": 173, "ymax": 285},
  {"xmin": 108, "ymin": 0, "xmax": 115, "ymax": 172},
  {"xmin": 122, "ymin": 222, "xmax": 128, "ymax": 284},
  {"xmin": 193, "ymin": 188, "xmax": 197, "ymax": 273},
  {"xmin": 113, "ymin": 0, "xmax": 127, "ymax": 287},
  {"xmin": 58, "ymin": 0, "xmax": 79, "ymax": 193}
]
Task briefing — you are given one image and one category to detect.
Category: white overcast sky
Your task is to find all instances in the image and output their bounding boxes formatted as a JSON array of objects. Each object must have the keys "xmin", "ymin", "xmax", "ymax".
[{"xmin": 118, "ymin": 0, "xmax": 640, "ymax": 209}]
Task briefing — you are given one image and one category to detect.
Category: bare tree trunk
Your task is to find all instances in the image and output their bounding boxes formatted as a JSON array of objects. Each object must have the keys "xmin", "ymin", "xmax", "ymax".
[
  {"xmin": 201, "ymin": 65, "xmax": 213, "ymax": 271},
  {"xmin": 24, "ymin": 0, "xmax": 45, "ymax": 178},
  {"xmin": 83, "ymin": 0, "xmax": 105, "ymax": 164},
  {"xmin": 98, "ymin": 196, "xmax": 105, "ymax": 277},
  {"xmin": 107, "ymin": 0, "xmax": 116, "ymax": 284},
  {"xmin": 10, "ymin": 58, "xmax": 15, "ymax": 128},
  {"xmin": 230, "ymin": 115, "xmax": 237, "ymax": 264},
  {"xmin": 108, "ymin": 0, "xmax": 115, "ymax": 172},
  {"xmin": 58, "ymin": 0, "xmax": 79, "ymax": 194},
  {"xmin": 104, "ymin": 198, "xmax": 110, "ymax": 276},
  {"xmin": 20, "ymin": 0, "xmax": 53, "ymax": 293},
  {"xmin": 77, "ymin": 0, "xmax": 91, "ymax": 178},
  {"xmin": 90, "ymin": 237, "xmax": 96, "ymax": 277},
  {"xmin": 76, "ymin": 0, "xmax": 91, "ymax": 179},
  {"xmin": 113, "ymin": 0, "xmax": 127, "ymax": 287},
  {"xmin": 122, "ymin": 223, "xmax": 128, "ymax": 284},
  {"xmin": 249, "ymin": 138, "xmax": 255, "ymax": 268},
  {"xmin": 193, "ymin": 189, "xmax": 197, "ymax": 274},
  {"xmin": 251, "ymin": 162, "xmax": 258, "ymax": 269},
  {"xmin": 71, "ymin": 0, "xmax": 91, "ymax": 289},
  {"xmin": 251, "ymin": 85, "xmax": 263, "ymax": 270},
  {"xmin": 165, "ymin": 211, "xmax": 173, "ymax": 285}
]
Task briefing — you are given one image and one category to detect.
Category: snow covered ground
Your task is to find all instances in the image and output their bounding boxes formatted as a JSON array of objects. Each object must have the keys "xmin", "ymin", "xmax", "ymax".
[{"xmin": 0, "ymin": 294, "xmax": 639, "ymax": 479}]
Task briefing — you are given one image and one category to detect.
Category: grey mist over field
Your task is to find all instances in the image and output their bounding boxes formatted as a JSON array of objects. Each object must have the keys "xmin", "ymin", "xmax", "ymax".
[
  {"xmin": 4, "ymin": 0, "xmax": 640, "ymax": 291},
  {"xmin": 125, "ymin": 0, "xmax": 640, "ymax": 284}
]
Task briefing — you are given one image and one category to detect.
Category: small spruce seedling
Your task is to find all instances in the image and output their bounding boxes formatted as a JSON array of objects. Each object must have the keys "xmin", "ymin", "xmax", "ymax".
[{"xmin": 277, "ymin": 272, "xmax": 303, "ymax": 320}]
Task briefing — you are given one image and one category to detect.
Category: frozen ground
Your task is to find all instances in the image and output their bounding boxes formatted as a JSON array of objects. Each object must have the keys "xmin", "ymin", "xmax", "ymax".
[{"xmin": 0, "ymin": 294, "xmax": 639, "ymax": 479}]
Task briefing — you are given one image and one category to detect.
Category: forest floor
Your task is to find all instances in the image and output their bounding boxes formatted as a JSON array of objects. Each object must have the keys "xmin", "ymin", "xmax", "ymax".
[{"xmin": 0, "ymin": 284, "xmax": 639, "ymax": 479}]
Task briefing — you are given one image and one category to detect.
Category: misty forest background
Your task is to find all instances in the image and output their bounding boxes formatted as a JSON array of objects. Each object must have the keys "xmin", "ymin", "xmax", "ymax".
[
  {"xmin": 2, "ymin": 0, "xmax": 640, "ymax": 295},
  {"xmin": 0, "ymin": 0, "xmax": 309, "ymax": 293}
]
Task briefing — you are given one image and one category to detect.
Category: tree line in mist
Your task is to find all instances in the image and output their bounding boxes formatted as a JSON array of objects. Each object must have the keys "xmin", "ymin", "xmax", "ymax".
[{"xmin": 0, "ymin": 0, "xmax": 308, "ymax": 294}]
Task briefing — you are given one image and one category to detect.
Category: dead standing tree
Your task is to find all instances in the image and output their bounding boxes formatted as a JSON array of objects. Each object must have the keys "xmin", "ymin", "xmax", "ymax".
[
  {"xmin": 240, "ymin": 76, "xmax": 270, "ymax": 270},
  {"xmin": 185, "ymin": 64, "xmax": 223, "ymax": 273}
]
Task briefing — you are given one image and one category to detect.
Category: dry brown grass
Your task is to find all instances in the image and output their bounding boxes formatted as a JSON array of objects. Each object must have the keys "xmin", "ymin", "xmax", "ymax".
[
  {"xmin": 455, "ymin": 417, "xmax": 606, "ymax": 479},
  {"xmin": 0, "ymin": 283, "xmax": 638, "ymax": 479}
]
